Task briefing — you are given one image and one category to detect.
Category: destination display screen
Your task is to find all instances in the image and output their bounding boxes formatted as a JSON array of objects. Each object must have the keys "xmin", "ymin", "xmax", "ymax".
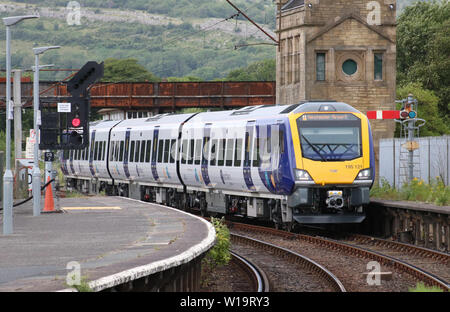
[{"xmin": 301, "ymin": 113, "xmax": 359, "ymax": 121}]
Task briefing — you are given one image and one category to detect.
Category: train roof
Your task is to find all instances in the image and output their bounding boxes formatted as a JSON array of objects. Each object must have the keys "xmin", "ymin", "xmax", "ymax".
[{"xmin": 90, "ymin": 101, "xmax": 361, "ymax": 129}]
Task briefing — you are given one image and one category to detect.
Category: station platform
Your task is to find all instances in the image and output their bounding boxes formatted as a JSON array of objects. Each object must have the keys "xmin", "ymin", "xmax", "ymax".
[{"xmin": 0, "ymin": 196, "xmax": 215, "ymax": 292}]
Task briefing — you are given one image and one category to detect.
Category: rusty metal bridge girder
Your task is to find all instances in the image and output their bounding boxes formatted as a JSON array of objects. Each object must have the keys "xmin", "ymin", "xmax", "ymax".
[{"xmin": 0, "ymin": 81, "xmax": 276, "ymax": 111}]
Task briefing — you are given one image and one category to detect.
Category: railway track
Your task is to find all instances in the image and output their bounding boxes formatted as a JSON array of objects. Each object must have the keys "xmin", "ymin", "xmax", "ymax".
[
  {"xmin": 230, "ymin": 251, "xmax": 270, "ymax": 292},
  {"xmin": 230, "ymin": 233, "xmax": 346, "ymax": 292},
  {"xmin": 228, "ymin": 221, "xmax": 449, "ymax": 292},
  {"xmin": 341, "ymin": 234, "xmax": 450, "ymax": 286}
]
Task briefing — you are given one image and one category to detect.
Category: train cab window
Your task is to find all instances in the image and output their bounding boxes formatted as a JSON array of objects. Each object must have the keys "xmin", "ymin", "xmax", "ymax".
[
  {"xmin": 157, "ymin": 140, "xmax": 164, "ymax": 163},
  {"xmin": 225, "ymin": 139, "xmax": 234, "ymax": 167},
  {"xmin": 130, "ymin": 141, "xmax": 135, "ymax": 162},
  {"xmin": 181, "ymin": 139, "xmax": 188, "ymax": 164},
  {"xmin": 102, "ymin": 142, "xmax": 106, "ymax": 161},
  {"xmin": 140, "ymin": 140, "xmax": 146, "ymax": 163},
  {"xmin": 145, "ymin": 140, "xmax": 151, "ymax": 162},
  {"xmin": 163, "ymin": 139, "xmax": 170, "ymax": 163},
  {"xmin": 194, "ymin": 139, "xmax": 202, "ymax": 165},
  {"xmin": 217, "ymin": 139, "xmax": 225, "ymax": 166},
  {"xmin": 210, "ymin": 139, "xmax": 217, "ymax": 166},
  {"xmin": 119, "ymin": 141, "xmax": 124, "ymax": 162},
  {"xmin": 169, "ymin": 139, "xmax": 176, "ymax": 163},
  {"xmin": 188, "ymin": 139, "xmax": 195, "ymax": 165},
  {"xmin": 234, "ymin": 139, "xmax": 243, "ymax": 167},
  {"xmin": 135, "ymin": 141, "xmax": 141, "ymax": 162}
]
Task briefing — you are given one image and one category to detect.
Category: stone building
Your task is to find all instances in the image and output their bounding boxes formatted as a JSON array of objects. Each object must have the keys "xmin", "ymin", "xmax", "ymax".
[{"xmin": 275, "ymin": 0, "xmax": 397, "ymax": 177}]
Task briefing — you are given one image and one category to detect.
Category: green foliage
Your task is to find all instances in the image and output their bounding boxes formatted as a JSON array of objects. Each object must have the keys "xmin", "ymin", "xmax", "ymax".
[
  {"xmin": 203, "ymin": 217, "xmax": 231, "ymax": 269},
  {"xmin": 102, "ymin": 58, "xmax": 159, "ymax": 82},
  {"xmin": 0, "ymin": 1, "xmax": 276, "ymax": 81},
  {"xmin": 166, "ymin": 76, "xmax": 203, "ymax": 82},
  {"xmin": 396, "ymin": 82, "xmax": 450, "ymax": 136},
  {"xmin": 409, "ymin": 282, "xmax": 443, "ymax": 292},
  {"xmin": 370, "ymin": 177, "xmax": 450, "ymax": 206},
  {"xmin": 397, "ymin": 1, "xmax": 450, "ymax": 119},
  {"xmin": 226, "ymin": 58, "xmax": 275, "ymax": 81}
]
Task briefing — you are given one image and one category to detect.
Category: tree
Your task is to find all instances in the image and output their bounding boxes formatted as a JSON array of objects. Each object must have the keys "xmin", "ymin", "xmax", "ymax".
[
  {"xmin": 101, "ymin": 58, "xmax": 160, "ymax": 82},
  {"xmin": 397, "ymin": 1, "xmax": 450, "ymax": 118},
  {"xmin": 396, "ymin": 82, "xmax": 449, "ymax": 137},
  {"xmin": 226, "ymin": 58, "xmax": 275, "ymax": 81}
]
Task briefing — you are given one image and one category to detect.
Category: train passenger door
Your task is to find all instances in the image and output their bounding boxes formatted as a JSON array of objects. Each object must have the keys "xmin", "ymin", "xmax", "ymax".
[
  {"xmin": 244, "ymin": 121, "xmax": 256, "ymax": 191},
  {"xmin": 123, "ymin": 128, "xmax": 131, "ymax": 178},
  {"xmin": 89, "ymin": 130, "xmax": 96, "ymax": 176},
  {"xmin": 201, "ymin": 123, "xmax": 212, "ymax": 187},
  {"xmin": 151, "ymin": 127, "xmax": 160, "ymax": 182}
]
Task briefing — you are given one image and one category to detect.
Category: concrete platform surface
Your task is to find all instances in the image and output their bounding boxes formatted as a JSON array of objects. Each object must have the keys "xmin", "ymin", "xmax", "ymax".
[
  {"xmin": 370, "ymin": 199, "xmax": 450, "ymax": 215},
  {"xmin": 0, "ymin": 196, "xmax": 215, "ymax": 292}
]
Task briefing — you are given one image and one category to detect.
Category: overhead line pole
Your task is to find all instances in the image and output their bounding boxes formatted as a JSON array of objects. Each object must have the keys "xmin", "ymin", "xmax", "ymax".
[{"xmin": 225, "ymin": 0, "xmax": 279, "ymax": 45}]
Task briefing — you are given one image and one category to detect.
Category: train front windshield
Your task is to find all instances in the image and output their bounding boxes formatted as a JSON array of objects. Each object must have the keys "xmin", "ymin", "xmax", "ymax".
[{"xmin": 297, "ymin": 113, "xmax": 362, "ymax": 161}]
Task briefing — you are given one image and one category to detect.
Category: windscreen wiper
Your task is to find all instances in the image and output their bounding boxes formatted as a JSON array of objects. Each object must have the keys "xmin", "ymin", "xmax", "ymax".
[{"xmin": 301, "ymin": 134, "xmax": 327, "ymax": 162}]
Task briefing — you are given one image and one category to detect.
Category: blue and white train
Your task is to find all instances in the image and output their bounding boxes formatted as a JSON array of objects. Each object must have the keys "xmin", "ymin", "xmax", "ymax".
[{"xmin": 62, "ymin": 101, "xmax": 375, "ymax": 227}]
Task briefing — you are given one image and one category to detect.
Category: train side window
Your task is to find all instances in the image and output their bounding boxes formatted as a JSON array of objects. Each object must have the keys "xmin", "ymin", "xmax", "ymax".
[
  {"xmin": 163, "ymin": 139, "xmax": 170, "ymax": 163},
  {"xmin": 202, "ymin": 137, "xmax": 210, "ymax": 164},
  {"xmin": 119, "ymin": 141, "xmax": 124, "ymax": 162},
  {"xmin": 194, "ymin": 139, "xmax": 202, "ymax": 165},
  {"xmin": 99, "ymin": 142, "xmax": 103, "ymax": 161},
  {"xmin": 188, "ymin": 139, "xmax": 194, "ymax": 165},
  {"xmin": 217, "ymin": 139, "xmax": 225, "ymax": 166},
  {"xmin": 110, "ymin": 141, "xmax": 115, "ymax": 161},
  {"xmin": 210, "ymin": 139, "xmax": 217, "ymax": 166},
  {"xmin": 225, "ymin": 138, "xmax": 234, "ymax": 167},
  {"xmin": 94, "ymin": 142, "xmax": 98, "ymax": 161},
  {"xmin": 181, "ymin": 139, "xmax": 187, "ymax": 164},
  {"xmin": 145, "ymin": 140, "xmax": 151, "ymax": 162},
  {"xmin": 234, "ymin": 138, "xmax": 243, "ymax": 167},
  {"xmin": 279, "ymin": 129, "xmax": 285, "ymax": 154},
  {"xmin": 157, "ymin": 140, "xmax": 164, "ymax": 163},
  {"xmin": 101, "ymin": 142, "xmax": 105, "ymax": 161},
  {"xmin": 135, "ymin": 141, "xmax": 141, "ymax": 162},
  {"xmin": 252, "ymin": 137, "xmax": 260, "ymax": 167},
  {"xmin": 130, "ymin": 141, "xmax": 135, "ymax": 162},
  {"xmin": 114, "ymin": 141, "xmax": 120, "ymax": 161},
  {"xmin": 140, "ymin": 140, "xmax": 146, "ymax": 163},
  {"xmin": 169, "ymin": 139, "xmax": 176, "ymax": 163}
]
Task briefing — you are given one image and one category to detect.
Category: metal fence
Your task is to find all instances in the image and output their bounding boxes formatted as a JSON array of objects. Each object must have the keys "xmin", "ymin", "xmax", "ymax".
[{"xmin": 379, "ymin": 136, "xmax": 450, "ymax": 188}]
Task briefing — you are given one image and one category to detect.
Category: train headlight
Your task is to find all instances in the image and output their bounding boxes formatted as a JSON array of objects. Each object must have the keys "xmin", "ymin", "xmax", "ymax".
[
  {"xmin": 356, "ymin": 169, "xmax": 371, "ymax": 180},
  {"xmin": 295, "ymin": 169, "xmax": 312, "ymax": 181}
]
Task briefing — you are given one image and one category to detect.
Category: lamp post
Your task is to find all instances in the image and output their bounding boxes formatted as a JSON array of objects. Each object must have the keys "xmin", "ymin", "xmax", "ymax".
[
  {"xmin": 32, "ymin": 46, "xmax": 60, "ymax": 217},
  {"xmin": 2, "ymin": 15, "xmax": 39, "ymax": 235}
]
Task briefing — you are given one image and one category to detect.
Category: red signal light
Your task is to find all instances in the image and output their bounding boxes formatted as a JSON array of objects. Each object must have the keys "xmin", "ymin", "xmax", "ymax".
[
  {"xmin": 399, "ymin": 110, "xmax": 409, "ymax": 119},
  {"xmin": 71, "ymin": 118, "xmax": 81, "ymax": 127}
]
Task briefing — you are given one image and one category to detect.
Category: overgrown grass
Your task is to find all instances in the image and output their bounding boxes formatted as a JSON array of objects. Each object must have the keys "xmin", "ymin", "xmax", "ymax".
[
  {"xmin": 370, "ymin": 177, "xmax": 450, "ymax": 206},
  {"xmin": 409, "ymin": 282, "xmax": 443, "ymax": 292},
  {"xmin": 201, "ymin": 217, "xmax": 231, "ymax": 287}
]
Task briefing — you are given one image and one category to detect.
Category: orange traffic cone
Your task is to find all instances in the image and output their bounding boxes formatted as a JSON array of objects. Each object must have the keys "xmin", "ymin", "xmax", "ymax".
[{"xmin": 43, "ymin": 176, "xmax": 55, "ymax": 213}]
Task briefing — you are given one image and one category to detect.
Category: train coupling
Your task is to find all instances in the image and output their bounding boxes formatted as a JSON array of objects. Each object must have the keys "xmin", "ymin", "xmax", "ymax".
[{"xmin": 326, "ymin": 190, "xmax": 344, "ymax": 210}]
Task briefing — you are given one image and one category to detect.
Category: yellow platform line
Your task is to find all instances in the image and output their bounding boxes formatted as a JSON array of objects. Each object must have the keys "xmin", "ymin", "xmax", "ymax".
[{"xmin": 62, "ymin": 206, "xmax": 122, "ymax": 211}]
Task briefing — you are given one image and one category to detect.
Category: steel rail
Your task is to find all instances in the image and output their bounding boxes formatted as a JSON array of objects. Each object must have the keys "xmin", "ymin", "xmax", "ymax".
[
  {"xmin": 229, "ymin": 221, "xmax": 449, "ymax": 292},
  {"xmin": 230, "ymin": 233, "xmax": 346, "ymax": 292},
  {"xmin": 230, "ymin": 251, "xmax": 270, "ymax": 292}
]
